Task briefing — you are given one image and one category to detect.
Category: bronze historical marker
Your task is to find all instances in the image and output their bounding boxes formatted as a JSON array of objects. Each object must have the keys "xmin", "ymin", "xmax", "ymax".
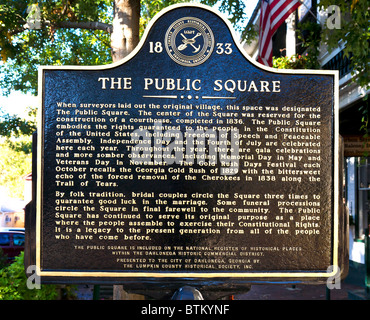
[{"xmin": 31, "ymin": 4, "xmax": 342, "ymax": 285}]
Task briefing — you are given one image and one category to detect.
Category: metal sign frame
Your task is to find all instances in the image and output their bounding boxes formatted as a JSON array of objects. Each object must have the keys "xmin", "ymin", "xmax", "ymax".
[{"xmin": 33, "ymin": 3, "xmax": 341, "ymax": 284}]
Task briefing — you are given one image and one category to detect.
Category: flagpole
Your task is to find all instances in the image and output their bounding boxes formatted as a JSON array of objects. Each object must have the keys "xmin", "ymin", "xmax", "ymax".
[{"xmin": 297, "ymin": 0, "xmax": 321, "ymax": 24}]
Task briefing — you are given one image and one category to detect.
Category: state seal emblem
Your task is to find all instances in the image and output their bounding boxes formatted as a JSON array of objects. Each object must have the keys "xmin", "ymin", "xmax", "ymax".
[{"xmin": 165, "ymin": 17, "xmax": 214, "ymax": 66}]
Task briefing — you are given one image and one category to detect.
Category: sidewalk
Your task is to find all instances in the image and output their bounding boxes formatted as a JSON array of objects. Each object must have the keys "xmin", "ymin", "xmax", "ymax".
[
  {"xmin": 77, "ymin": 280, "xmax": 368, "ymax": 300},
  {"xmin": 76, "ymin": 263, "xmax": 369, "ymax": 300},
  {"xmin": 234, "ymin": 281, "xmax": 366, "ymax": 300},
  {"xmin": 234, "ymin": 263, "xmax": 368, "ymax": 300}
]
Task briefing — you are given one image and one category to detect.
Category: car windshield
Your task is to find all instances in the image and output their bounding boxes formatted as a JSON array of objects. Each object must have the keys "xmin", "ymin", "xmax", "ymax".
[{"xmin": 0, "ymin": 234, "xmax": 10, "ymax": 246}]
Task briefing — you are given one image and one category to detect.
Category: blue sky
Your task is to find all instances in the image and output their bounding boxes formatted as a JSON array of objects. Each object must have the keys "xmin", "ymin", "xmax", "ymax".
[{"xmin": 0, "ymin": 91, "xmax": 38, "ymax": 116}]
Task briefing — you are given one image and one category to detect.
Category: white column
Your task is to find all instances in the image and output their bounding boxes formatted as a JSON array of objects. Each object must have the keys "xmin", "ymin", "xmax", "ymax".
[{"xmin": 285, "ymin": 12, "xmax": 296, "ymax": 57}]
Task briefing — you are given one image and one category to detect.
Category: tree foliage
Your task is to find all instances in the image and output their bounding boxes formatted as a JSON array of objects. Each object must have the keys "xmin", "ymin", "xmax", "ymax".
[
  {"xmin": 0, "ymin": 0, "xmax": 248, "ymax": 142},
  {"xmin": 1, "ymin": 0, "xmax": 367, "ymax": 96},
  {"xmin": 0, "ymin": 138, "xmax": 32, "ymax": 198},
  {"xmin": 298, "ymin": 0, "xmax": 369, "ymax": 89},
  {"xmin": 0, "ymin": 0, "xmax": 247, "ymax": 95},
  {"xmin": 0, "ymin": 0, "xmax": 113, "ymax": 96},
  {"xmin": 323, "ymin": 0, "xmax": 369, "ymax": 90},
  {"xmin": 0, "ymin": 107, "xmax": 36, "ymax": 139},
  {"xmin": 0, "ymin": 252, "xmax": 59, "ymax": 300}
]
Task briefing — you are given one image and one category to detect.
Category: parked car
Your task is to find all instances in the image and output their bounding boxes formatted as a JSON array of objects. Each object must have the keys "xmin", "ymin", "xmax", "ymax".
[
  {"xmin": 0, "ymin": 231, "xmax": 25, "ymax": 261},
  {"xmin": 0, "ymin": 227, "xmax": 25, "ymax": 233}
]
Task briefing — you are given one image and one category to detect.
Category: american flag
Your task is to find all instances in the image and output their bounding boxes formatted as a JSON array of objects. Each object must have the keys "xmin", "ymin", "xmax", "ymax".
[{"xmin": 258, "ymin": 0, "xmax": 302, "ymax": 67}]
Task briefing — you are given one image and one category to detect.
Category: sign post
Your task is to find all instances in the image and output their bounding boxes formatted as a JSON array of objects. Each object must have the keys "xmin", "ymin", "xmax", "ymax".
[{"xmin": 27, "ymin": 3, "xmax": 345, "ymax": 296}]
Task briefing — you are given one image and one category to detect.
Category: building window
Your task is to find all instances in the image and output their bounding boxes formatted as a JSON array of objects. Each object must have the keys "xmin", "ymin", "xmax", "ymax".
[
  {"xmin": 346, "ymin": 157, "xmax": 370, "ymax": 240},
  {"xmin": 358, "ymin": 157, "xmax": 370, "ymax": 239}
]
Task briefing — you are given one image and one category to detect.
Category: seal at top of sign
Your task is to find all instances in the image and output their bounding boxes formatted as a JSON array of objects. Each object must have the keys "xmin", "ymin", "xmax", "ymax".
[{"xmin": 165, "ymin": 17, "xmax": 214, "ymax": 67}]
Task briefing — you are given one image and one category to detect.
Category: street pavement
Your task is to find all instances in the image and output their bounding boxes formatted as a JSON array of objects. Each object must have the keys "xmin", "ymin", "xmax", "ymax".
[
  {"xmin": 234, "ymin": 264, "xmax": 368, "ymax": 300},
  {"xmin": 234, "ymin": 281, "xmax": 366, "ymax": 300},
  {"xmin": 76, "ymin": 264, "xmax": 369, "ymax": 300}
]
